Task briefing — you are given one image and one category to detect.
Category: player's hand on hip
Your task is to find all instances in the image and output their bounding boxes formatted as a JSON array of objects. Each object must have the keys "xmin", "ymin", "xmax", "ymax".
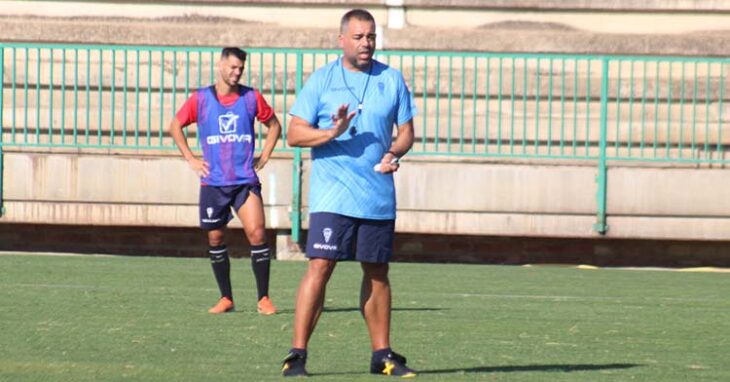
[
  {"xmin": 187, "ymin": 157, "xmax": 210, "ymax": 178},
  {"xmin": 330, "ymin": 104, "xmax": 356, "ymax": 140}
]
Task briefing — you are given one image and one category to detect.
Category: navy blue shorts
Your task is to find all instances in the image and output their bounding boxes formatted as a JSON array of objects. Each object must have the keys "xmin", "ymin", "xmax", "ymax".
[
  {"xmin": 306, "ymin": 212, "xmax": 395, "ymax": 263},
  {"xmin": 199, "ymin": 184, "xmax": 261, "ymax": 230}
]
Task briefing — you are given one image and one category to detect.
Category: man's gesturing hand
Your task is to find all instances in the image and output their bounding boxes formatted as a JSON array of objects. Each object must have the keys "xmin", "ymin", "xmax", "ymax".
[{"xmin": 329, "ymin": 104, "xmax": 357, "ymax": 140}]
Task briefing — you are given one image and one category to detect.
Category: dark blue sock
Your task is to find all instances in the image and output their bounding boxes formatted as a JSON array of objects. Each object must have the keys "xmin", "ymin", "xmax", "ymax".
[
  {"xmin": 289, "ymin": 348, "xmax": 307, "ymax": 359},
  {"xmin": 372, "ymin": 347, "xmax": 392, "ymax": 361},
  {"xmin": 250, "ymin": 244, "xmax": 271, "ymax": 300},
  {"xmin": 209, "ymin": 245, "xmax": 232, "ymax": 299}
]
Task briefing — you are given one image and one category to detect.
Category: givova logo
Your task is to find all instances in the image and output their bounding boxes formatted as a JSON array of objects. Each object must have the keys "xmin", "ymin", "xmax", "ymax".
[
  {"xmin": 206, "ymin": 111, "xmax": 252, "ymax": 145},
  {"xmin": 313, "ymin": 227, "xmax": 337, "ymax": 251},
  {"xmin": 218, "ymin": 112, "xmax": 238, "ymax": 134}
]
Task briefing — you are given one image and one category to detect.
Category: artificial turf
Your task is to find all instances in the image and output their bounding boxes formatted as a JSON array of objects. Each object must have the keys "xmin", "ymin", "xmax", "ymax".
[{"xmin": 0, "ymin": 253, "xmax": 727, "ymax": 381}]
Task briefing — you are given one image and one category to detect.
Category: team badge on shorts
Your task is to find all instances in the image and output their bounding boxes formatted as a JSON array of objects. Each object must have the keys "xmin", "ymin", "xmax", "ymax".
[{"xmin": 323, "ymin": 227, "xmax": 332, "ymax": 243}]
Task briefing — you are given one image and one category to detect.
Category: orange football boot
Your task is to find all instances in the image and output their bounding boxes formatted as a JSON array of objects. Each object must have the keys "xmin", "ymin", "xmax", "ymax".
[
  {"xmin": 257, "ymin": 296, "xmax": 277, "ymax": 315},
  {"xmin": 208, "ymin": 296, "xmax": 234, "ymax": 314}
]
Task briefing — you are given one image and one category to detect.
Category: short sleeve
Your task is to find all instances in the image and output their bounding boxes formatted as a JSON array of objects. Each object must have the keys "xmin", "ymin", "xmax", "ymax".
[
  {"xmin": 289, "ymin": 70, "xmax": 323, "ymax": 126},
  {"xmin": 395, "ymin": 73, "xmax": 415, "ymax": 126},
  {"xmin": 175, "ymin": 92, "xmax": 199, "ymax": 126},
  {"xmin": 254, "ymin": 90, "xmax": 275, "ymax": 123}
]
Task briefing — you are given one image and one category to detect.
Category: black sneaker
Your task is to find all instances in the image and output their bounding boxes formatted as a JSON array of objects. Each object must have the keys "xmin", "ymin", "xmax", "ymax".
[
  {"xmin": 282, "ymin": 352, "xmax": 309, "ymax": 377},
  {"xmin": 370, "ymin": 351, "xmax": 417, "ymax": 378}
]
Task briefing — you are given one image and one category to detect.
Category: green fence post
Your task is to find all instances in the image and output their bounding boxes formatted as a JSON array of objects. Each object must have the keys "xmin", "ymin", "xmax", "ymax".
[
  {"xmin": 594, "ymin": 57, "xmax": 609, "ymax": 234},
  {"xmin": 290, "ymin": 52, "xmax": 304, "ymax": 245},
  {"xmin": 0, "ymin": 43, "xmax": 5, "ymax": 216}
]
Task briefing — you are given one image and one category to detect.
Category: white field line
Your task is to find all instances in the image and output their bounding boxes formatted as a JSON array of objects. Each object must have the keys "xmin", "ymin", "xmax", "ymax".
[{"xmin": 400, "ymin": 291, "xmax": 727, "ymax": 304}]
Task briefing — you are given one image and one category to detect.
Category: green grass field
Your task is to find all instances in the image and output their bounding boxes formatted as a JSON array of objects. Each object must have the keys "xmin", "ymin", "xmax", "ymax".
[{"xmin": 1, "ymin": 253, "xmax": 728, "ymax": 381}]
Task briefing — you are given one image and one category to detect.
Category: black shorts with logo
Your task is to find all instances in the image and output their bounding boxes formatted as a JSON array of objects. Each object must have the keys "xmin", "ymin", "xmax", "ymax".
[
  {"xmin": 306, "ymin": 212, "xmax": 395, "ymax": 263},
  {"xmin": 199, "ymin": 184, "xmax": 261, "ymax": 230}
]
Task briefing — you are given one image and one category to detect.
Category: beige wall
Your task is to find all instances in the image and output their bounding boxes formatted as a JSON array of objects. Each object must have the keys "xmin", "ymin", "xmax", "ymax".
[
  {"xmin": 1, "ymin": 0, "xmax": 730, "ymax": 56},
  {"xmin": 3, "ymin": 150, "xmax": 729, "ymax": 241},
  {"xmin": 2, "ymin": 0, "xmax": 730, "ymax": 34},
  {"xmin": 2, "ymin": 151, "xmax": 292, "ymax": 229},
  {"xmin": 1, "ymin": 1, "xmax": 730, "ymax": 252}
]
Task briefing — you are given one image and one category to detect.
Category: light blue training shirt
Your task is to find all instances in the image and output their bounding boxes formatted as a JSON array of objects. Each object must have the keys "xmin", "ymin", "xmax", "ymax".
[{"xmin": 289, "ymin": 58, "xmax": 415, "ymax": 219}]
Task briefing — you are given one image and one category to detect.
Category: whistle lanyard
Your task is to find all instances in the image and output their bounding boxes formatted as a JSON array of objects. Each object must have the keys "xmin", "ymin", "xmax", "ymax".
[{"xmin": 340, "ymin": 57, "xmax": 373, "ymax": 114}]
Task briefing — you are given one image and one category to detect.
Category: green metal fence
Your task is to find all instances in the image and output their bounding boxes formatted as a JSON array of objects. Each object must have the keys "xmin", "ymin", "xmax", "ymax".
[{"xmin": 1, "ymin": 43, "xmax": 729, "ymax": 233}]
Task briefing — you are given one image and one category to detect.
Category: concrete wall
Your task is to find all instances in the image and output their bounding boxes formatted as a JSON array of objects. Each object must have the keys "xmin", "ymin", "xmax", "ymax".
[
  {"xmin": 2, "ymin": 150, "xmax": 293, "ymax": 229},
  {"xmin": 1, "ymin": 0, "xmax": 730, "ymax": 55},
  {"xmin": 1, "ymin": 1, "xmax": 730, "ymax": 263},
  {"xmin": 3, "ymin": 150, "xmax": 729, "ymax": 242},
  {"xmin": 3, "ymin": 0, "xmax": 730, "ymax": 34}
]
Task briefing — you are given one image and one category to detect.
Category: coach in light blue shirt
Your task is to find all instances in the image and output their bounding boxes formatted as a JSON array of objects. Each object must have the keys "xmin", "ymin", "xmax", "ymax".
[
  {"xmin": 281, "ymin": 8, "xmax": 417, "ymax": 379},
  {"xmin": 291, "ymin": 56, "xmax": 413, "ymax": 219}
]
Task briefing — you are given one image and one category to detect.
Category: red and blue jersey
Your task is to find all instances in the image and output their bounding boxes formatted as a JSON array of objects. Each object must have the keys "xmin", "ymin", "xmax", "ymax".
[{"xmin": 176, "ymin": 86, "xmax": 274, "ymax": 186}]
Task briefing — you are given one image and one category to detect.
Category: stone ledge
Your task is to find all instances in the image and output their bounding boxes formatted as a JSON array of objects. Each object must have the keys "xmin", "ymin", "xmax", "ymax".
[
  {"xmin": 402, "ymin": 0, "xmax": 730, "ymax": 11},
  {"xmin": 2, "ymin": 16, "xmax": 730, "ymax": 56},
  {"xmin": 29, "ymin": 0, "xmax": 730, "ymax": 12}
]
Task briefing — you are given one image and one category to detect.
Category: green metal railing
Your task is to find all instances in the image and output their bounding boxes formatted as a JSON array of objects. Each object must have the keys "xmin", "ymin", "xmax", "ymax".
[
  {"xmin": 0, "ymin": 44, "xmax": 4, "ymax": 216},
  {"xmin": 1, "ymin": 43, "xmax": 728, "ymax": 233}
]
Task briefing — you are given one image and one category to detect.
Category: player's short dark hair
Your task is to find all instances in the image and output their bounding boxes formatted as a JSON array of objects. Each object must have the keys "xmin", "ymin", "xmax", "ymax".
[
  {"xmin": 340, "ymin": 9, "xmax": 375, "ymax": 33},
  {"xmin": 221, "ymin": 47, "xmax": 247, "ymax": 62}
]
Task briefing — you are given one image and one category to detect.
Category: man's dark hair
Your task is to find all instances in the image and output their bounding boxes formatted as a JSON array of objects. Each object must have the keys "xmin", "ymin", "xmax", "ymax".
[
  {"xmin": 221, "ymin": 47, "xmax": 247, "ymax": 62},
  {"xmin": 340, "ymin": 9, "xmax": 375, "ymax": 33}
]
